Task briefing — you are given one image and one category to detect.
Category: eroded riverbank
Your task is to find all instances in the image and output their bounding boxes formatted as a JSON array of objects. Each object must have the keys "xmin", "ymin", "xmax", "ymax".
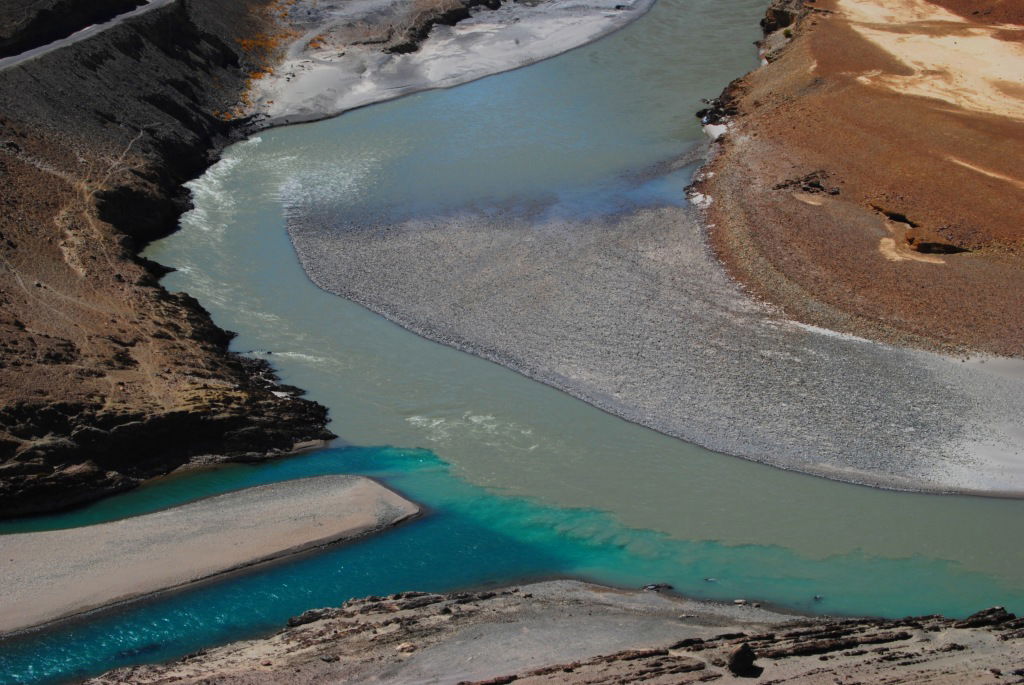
[{"xmin": 695, "ymin": 0, "xmax": 1024, "ymax": 358}]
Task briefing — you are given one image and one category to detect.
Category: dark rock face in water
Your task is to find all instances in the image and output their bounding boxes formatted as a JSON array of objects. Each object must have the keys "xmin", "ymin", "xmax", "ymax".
[
  {"xmin": 759, "ymin": 0, "xmax": 805, "ymax": 34},
  {"xmin": 386, "ymin": 0, "xmax": 505, "ymax": 54},
  {"xmin": 0, "ymin": 0, "xmax": 334, "ymax": 517}
]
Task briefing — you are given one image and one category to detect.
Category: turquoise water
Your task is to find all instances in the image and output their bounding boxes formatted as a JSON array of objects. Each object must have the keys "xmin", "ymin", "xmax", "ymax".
[
  {"xmin": 2, "ymin": 0, "xmax": 1023, "ymax": 681},
  {"xmin": 1, "ymin": 446, "xmax": 1019, "ymax": 684}
]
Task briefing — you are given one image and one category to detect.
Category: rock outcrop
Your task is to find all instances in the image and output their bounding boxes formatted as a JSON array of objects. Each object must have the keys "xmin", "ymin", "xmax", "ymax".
[
  {"xmin": 0, "ymin": 0, "xmax": 335, "ymax": 517},
  {"xmin": 88, "ymin": 582, "xmax": 1024, "ymax": 684}
]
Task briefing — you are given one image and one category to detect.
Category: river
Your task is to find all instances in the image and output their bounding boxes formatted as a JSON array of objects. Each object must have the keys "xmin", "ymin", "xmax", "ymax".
[{"xmin": 1, "ymin": 0, "xmax": 1022, "ymax": 682}]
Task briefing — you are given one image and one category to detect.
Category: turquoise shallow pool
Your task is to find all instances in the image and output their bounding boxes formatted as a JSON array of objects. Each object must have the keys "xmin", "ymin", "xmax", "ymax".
[
  {"xmin": 2, "ymin": 0, "xmax": 1023, "ymax": 681},
  {"xmin": 1, "ymin": 446, "xmax": 1021, "ymax": 684}
]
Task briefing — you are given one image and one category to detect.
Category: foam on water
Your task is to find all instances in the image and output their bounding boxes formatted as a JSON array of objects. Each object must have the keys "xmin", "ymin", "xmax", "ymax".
[{"xmin": 180, "ymin": 137, "xmax": 262, "ymax": 237}]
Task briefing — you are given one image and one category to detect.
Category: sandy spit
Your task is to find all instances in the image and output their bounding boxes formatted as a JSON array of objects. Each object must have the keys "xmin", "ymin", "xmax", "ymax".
[
  {"xmin": 0, "ymin": 475, "xmax": 419, "ymax": 636},
  {"xmin": 289, "ymin": 195, "xmax": 1024, "ymax": 496}
]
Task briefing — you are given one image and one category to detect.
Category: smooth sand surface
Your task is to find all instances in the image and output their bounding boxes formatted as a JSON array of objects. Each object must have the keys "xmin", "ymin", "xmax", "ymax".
[
  {"xmin": 839, "ymin": 0, "xmax": 1024, "ymax": 120},
  {"xmin": 0, "ymin": 475, "xmax": 418, "ymax": 635}
]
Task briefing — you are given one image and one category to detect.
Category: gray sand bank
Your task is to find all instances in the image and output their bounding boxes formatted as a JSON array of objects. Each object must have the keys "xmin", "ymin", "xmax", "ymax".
[
  {"xmin": 289, "ymin": 201, "xmax": 1024, "ymax": 495},
  {"xmin": 0, "ymin": 475, "xmax": 418, "ymax": 635}
]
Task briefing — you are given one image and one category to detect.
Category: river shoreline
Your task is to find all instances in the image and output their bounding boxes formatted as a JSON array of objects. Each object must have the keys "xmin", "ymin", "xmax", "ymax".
[
  {"xmin": 246, "ymin": 0, "xmax": 658, "ymax": 128},
  {"xmin": 0, "ymin": 0, "xmax": 654, "ymax": 516},
  {"xmin": 0, "ymin": 0, "xmax": 337, "ymax": 517},
  {"xmin": 4, "ymin": 0, "xmax": 1019, "ymax": 675},
  {"xmin": 89, "ymin": 580, "xmax": 1024, "ymax": 683},
  {"xmin": 280, "ymin": 0, "xmax": 1024, "ymax": 497}
]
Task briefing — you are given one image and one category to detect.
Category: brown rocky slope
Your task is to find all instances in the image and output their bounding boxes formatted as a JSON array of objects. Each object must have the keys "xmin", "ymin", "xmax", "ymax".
[
  {"xmin": 0, "ymin": 0, "xmax": 336, "ymax": 517},
  {"xmin": 693, "ymin": 0, "xmax": 1024, "ymax": 358}
]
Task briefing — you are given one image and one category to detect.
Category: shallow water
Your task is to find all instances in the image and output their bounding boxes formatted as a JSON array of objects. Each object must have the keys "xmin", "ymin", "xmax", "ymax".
[{"xmin": 2, "ymin": 0, "xmax": 1023, "ymax": 682}]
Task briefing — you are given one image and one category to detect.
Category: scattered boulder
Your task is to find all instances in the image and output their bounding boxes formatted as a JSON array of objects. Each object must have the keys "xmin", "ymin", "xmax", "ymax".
[
  {"xmin": 904, "ymin": 228, "xmax": 970, "ymax": 254},
  {"xmin": 954, "ymin": 607, "xmax": 1016, "ymax": 629},
  {"xmin": 287, "ymin": 608, "xmax": 337, "ymax": 628},
  {"xmin": 727, "ymin": 643, "xmax": 764, "ymax": 677}
]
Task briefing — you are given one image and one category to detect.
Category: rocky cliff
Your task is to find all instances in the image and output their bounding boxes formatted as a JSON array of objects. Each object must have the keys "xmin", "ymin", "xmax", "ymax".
[{"xmin": 0, "ymin": 0, "xmax": 335, "ymax": 517}]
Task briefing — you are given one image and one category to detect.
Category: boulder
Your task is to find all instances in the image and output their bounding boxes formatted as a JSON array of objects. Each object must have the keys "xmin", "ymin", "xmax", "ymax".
[{"xmin": 727, "ymin": 643, "xmax": 764, "ymax": 677}]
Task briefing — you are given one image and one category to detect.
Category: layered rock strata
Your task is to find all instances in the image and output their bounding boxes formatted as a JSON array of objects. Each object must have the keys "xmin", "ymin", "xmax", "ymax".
[
  {"xmin": 90, "ymin": 582, "xmax": 1024, "ymax": 684},
  {"xmin": 0, "ymin": 0, "xmax": 147, "ymax": 58}
]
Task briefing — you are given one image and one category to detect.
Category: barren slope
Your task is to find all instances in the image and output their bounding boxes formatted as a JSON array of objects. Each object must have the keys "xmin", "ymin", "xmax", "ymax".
[{"xmin": 695, "ymin": 0, "xmax": 1024, "ymax": 357}]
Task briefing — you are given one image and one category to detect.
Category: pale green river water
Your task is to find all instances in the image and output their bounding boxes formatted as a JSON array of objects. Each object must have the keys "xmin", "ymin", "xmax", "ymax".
[{"xmin": 1, "ymin": 0, "xmax": 1022, "ymax": 681}]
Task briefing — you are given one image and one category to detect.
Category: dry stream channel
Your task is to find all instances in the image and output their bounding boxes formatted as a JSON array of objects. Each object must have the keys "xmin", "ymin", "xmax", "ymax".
[{"xmin": 1, "ymin": 0, "xmax": 1022, "ymax": 682}]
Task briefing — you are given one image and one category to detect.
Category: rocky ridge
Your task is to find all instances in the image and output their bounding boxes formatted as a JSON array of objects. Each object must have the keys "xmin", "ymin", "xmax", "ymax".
[
  {"xmin": 89, "ymin": 582, "xmax": 1024, "ymax": 684},
  {"xmin": 0, "ymin": 0, "xmax": 147, "ymax": 58}
]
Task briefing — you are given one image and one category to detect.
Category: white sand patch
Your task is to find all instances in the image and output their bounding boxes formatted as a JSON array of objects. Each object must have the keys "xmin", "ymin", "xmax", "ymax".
[
  {"xmin": 687, "ymin": 191, "xmax": 713, "ymax": 208},
  {"xmin": 837, "ymin": 0, "xmax": 1024, "ymax": 120},
  {"xmin": 792, "ymin": 191, "xmax": 823, "ymax": 206},
  {"xmin": 254, "ymin": 0, "xmax": 654, "ymax": 126},
  {"xmin": 703, "ymin": 123, "xmax": 729, "ymax": 140},
  {"xmin": 947, "ymin": 156, "xmax": 1024, "ymax": 191},
  {"xmin": 788, "ymin": 321, "xmax": 875, "ymax": 345},
  {"xmin": 878, "ymin": 236, "xmax": 945, "ymax": 263}
]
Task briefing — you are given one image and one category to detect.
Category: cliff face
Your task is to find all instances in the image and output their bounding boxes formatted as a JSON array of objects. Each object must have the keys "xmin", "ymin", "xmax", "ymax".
[
  {"xmin": 0, "ymin": 0, "xmax": 334, "ymax": 517},
  {"xmin": 0, "ymin": 0, "xmax": 147, "ymax": 58}
]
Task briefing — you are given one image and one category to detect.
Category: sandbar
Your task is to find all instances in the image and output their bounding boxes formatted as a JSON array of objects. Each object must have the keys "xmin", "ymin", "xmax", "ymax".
[{"xmin": 0, "ymin": 475, "xmax": 419, "ymax": 636}]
